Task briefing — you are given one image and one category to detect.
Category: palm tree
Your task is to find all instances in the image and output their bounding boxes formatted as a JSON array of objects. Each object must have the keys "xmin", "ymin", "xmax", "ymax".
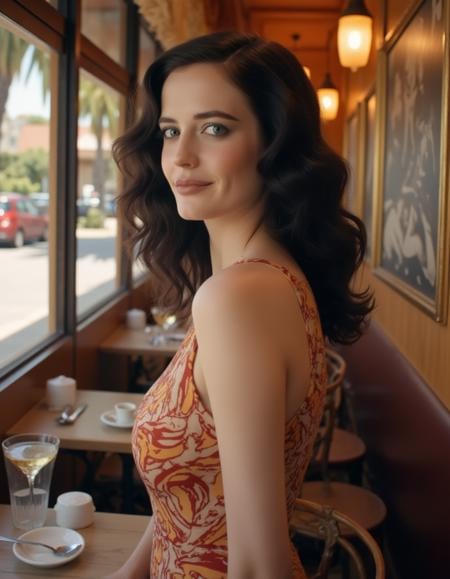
[
  {"xmin": 0, "ymin": 28, "xmax": 50, "ymax": 148},
  {"xmin": 79, "ymin": 76, "xmax": 118, "ymax": 210},
  {"xmin": 24, "ymin": 44, "xmax": 50, "ymax": 103},
  {"xmin": 0, "ymin": 29, "xmax": 28, "ymax": 144}
]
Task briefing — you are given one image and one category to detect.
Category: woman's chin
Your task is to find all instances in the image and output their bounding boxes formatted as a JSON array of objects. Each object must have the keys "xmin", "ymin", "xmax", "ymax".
[
  {"xmin": 177, "ymin": 209, "xmax": 202, "ymax": 221},
  {"xmin": 175, "ymin": 201, "xmax": 207, "ymax": 221}
]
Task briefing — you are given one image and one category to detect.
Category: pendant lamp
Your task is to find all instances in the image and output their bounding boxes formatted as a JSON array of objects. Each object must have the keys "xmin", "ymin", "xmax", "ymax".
[
  {"xmin": 318, "ymin": 72, "xmax": 339, "ymax": 121},
  {"xmin": 338, "ymin": 0, "xmax": 373, "ymax": 70}
]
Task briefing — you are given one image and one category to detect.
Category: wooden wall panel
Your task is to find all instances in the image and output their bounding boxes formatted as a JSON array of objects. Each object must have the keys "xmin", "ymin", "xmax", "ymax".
[
  {"xmin": 131, "ymin": 277, "xmax": 154, "ymax": 311},
  {"xmin": 354, "ymin": 265, "xmax": 450, "ymax": 407},
  {"xmin": 76, "ymin": 293, "xmax": 129, "ymax": 391},
  {"xmin": 0, "ymin": 338, "xmax": 73, "ymax": 435}
]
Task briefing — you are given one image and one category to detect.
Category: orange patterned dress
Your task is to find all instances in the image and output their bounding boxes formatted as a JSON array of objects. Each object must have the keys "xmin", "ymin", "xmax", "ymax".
[{"xmin": 132, "ymin": 259, "xmax": 327, "ymax": 578}]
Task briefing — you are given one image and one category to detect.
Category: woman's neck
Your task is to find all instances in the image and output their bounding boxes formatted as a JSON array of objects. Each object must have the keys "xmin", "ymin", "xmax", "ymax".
[{"xmin": 207, "ymin": 215, "xmax": 268, "ymax": 273}]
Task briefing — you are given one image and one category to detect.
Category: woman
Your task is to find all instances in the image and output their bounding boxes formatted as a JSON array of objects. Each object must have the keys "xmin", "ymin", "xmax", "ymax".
[{"xmin": 109, "ymin": 31, "xmax": 373, "ymax": 579}]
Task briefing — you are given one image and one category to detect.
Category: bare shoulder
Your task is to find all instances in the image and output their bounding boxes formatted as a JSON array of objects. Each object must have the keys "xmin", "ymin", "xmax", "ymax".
[{"xmin": 192, "ymin": 261, "xmax": 297, "ymax": 324}]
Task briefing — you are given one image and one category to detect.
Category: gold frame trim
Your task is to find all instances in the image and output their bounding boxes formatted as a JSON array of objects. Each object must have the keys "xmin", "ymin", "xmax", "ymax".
[
  {"xmin": 343, "ymin": 108, "xmax": 362, "ymax": 215},
  {"xmin": 359, "ymin": 86, "xmax": 377, "ymax": 267},
  {"xmin": 373, "ymin": 0, "xmax": 450, "ymax": 323}
]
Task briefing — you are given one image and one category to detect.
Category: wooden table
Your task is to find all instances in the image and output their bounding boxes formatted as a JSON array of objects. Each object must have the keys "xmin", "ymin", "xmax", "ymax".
[
  {"xmin": 7, "ymin": 390, "xmax": 144, "ymax": 512},
  {"xmin": 100, "ymin": 325, "xmax": 183, "ymax": 357},
  {"xmin": 0, "ymin": 505, "xmax": 150, "ymax": 577},
  {"xmin": 7, "ymin": 390, "xmax": 143, "ymax": 454},
  {"xmin": 100, "ymin": 325, "xmax": 184, "ymax": 391}
]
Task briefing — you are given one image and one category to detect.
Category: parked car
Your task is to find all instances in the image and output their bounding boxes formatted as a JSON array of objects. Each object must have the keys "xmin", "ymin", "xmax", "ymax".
[
  {"xmin": 104, "ymin": 194, "xmax": 117, "ymax": 217},
  {"xmin": 0, "ymin": 193, "xmax": 48, "ymax": 248},
  {"xmin": 77, "ymin": 196, "xmax": 100, "ymax": 217},
  {"xmin": 29, "ymin": 192, "xmax": 50, "ymax": 216}
]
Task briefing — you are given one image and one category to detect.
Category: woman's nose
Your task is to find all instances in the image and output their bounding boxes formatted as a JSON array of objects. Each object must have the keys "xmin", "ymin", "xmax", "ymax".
[{"xmin": 173, "ymin": 136, "xmax": 199, "ymax": 168}]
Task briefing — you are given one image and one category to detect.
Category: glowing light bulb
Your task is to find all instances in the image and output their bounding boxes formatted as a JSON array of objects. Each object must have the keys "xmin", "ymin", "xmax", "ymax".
[{"xmin": 348, "ymin": 30, "xmax": 362, "ymax": 50}]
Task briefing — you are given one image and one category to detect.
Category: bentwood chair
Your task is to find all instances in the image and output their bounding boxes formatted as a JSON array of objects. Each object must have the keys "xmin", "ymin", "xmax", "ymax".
[
  {"xmin": 290, "ymin": 498, "xmax": 385, "ymax": 579},
  {"xmin": 309, "ymin": 349, "xmax": 366, "ymax": 484},
  {"xmin": 302, "ymin": 349, "xmax": 386, "ymax": 535}
]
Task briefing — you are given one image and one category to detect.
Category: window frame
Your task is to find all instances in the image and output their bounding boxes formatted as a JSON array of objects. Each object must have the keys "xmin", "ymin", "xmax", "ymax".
[{"xmin": 0, "ymin": 0, "xmax": 140, "ymax": 385}]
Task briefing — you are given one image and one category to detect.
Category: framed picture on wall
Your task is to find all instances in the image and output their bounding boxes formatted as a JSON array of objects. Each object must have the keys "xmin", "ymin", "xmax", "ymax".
[
  {"xmin": 374, "ymin": 0, "xmax": 449, "ymax": 321},
  {"xmin": 361, "ymin": 90, "xmax": 376, "ymax": 263},
  {"xmin": 343, "ymin": 109, "xmax": 361, "ymax": 215}
]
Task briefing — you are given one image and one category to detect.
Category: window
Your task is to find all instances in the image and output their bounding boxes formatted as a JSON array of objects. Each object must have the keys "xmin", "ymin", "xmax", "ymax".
[
  {"xmin": 0, "ymin": 0, "xmax": 138, "ymax": 380},
  {"xmin": 0, "ymin": 15, "xmax": 58, "ymax": 371},
  {"xmin": 76, "ymin": 71, "xmax": 124, "ymax": 317}
]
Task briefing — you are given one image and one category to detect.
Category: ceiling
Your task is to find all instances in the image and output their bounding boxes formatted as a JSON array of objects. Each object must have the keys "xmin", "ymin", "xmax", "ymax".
[
  {"xmin": 242, "ymin": 0, "xmax": 346, "ymax": 53},
  {"xmin": 239, "ymin": 0, "xmax": 349, "ymax": 95},
  {"xmin": 243, "ymin": 0, "xmax": 344, "ymax": 10}
]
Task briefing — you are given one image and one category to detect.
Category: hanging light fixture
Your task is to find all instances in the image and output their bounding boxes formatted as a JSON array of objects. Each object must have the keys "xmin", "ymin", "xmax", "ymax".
[
  {"xmin": 318, "ymin": 72, "xmax": 339, "ymax": 121},
  {"xmin": 338, "ymin": 0, "xmax": 373, "ymax": 70},
  {"xmin": 317, "ymin": 28, "xmax": 339, "ymax": 121},
  {"xmin": 290, "ymin": 32, "xmax": 311, "ymax": 80}
]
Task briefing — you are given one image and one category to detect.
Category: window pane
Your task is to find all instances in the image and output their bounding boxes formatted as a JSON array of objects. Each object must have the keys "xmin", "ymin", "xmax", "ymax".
[
  {"xmin": 81, "ymin": 0, "xmax": 125, "ymax": 66},
  {"xmin": 0, "ymin": 18, "xmax": 57, "ymax": 371},
  {"xmin": 76, "ymin": 71, "xmax": 122, "ymax": 317}
]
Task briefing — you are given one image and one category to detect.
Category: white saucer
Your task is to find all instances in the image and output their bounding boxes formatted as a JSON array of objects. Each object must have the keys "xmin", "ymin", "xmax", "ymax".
[
  {"xmin": 13, "ymin": 526, "xmax": 85, "ymax": 567},
  {"xmin": 100, "ymin": 410, "xmax": 135, "ymax": 429}
]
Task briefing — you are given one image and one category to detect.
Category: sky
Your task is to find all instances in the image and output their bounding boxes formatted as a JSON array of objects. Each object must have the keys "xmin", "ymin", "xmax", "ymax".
[{"xmin": 6, "ymin": 47, "xmax": 50, "ymax": 119}]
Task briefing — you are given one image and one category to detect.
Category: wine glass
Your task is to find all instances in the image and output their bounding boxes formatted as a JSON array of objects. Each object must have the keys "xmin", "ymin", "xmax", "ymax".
[
  {"xmin": 2, "ymin": 433, "xmax": 59, "ymax": 529},
  {"xmin": 151, "ymin": 306, "xmax": 177, "ymax": 330},
  {"xmin": 150, "ymin": 306, "xmax": 178, "ymax": 346}
]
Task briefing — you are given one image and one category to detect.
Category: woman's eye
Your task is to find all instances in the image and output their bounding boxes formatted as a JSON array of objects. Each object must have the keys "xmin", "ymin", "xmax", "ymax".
[
  {"xmin": 161, "ymin": 127, "xmax": 179, "ymax": 139},
  {"xmin": 203, "ymin": 124, "xmax": 229, "ymax": 137}
]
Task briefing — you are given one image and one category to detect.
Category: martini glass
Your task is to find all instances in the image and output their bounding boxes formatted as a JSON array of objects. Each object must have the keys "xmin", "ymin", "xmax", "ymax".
[{"xmin": 2, "ymin": 433, "xmax": 59, "ymax": 529}]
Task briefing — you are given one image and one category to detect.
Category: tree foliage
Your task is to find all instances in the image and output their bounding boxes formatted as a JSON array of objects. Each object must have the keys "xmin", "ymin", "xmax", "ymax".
[{"xmin": 0, "ymin": 148, "xmax": 48, "ymax": 193}]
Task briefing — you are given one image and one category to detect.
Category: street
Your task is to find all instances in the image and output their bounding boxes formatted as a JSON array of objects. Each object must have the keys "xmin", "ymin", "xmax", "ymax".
[{"xmin": 0, "ymin": 220, "xmax": 118, "ymax": 369}]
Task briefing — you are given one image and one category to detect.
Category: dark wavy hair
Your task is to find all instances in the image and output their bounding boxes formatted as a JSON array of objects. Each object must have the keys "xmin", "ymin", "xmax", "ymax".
[{"xmin": 113, "ymin": 31, "xmax": 374, "ymax": 344}]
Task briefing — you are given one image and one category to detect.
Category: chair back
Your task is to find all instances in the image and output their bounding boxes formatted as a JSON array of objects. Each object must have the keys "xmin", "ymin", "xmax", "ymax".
[
  {"xmin": 290, "ymin": 498, "xmax": 385, "ymax": 579},
  {"xmin": 310, "ymin": 348, "xmax": 346, "ymax": 480}
]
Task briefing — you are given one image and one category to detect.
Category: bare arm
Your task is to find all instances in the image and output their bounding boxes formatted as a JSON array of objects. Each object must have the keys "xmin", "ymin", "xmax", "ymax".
[
  {"xmin": 193, "ymin": 266, "xmax": 307, "ymax": 579},
  {"xmin": 104, "ymin": 516, "xmax": 154, "ymax": 579}
]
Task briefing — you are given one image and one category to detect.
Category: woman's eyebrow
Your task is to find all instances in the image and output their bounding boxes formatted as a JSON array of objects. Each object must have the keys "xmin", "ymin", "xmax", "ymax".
[{"xmin": 159, "ymin": 110, "xmax": 240, "ymax": 124}]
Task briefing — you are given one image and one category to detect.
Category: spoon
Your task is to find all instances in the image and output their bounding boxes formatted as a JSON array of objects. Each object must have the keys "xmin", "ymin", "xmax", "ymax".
[
  {"xmin": 57, "ymin": 404, "xmax": 88, "ymax": 425},
  {"xmin": 0, "ymin": 534, "xmax": 82, "ymax": 557},
  {"xmin": 56, "ymin": 404, "xmax": 73, "ymax": 424}
]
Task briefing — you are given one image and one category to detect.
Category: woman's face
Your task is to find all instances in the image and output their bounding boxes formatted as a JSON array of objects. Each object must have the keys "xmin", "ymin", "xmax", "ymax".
[{"xmin": 159, "ymin": 62, "xmax": 264, "ymax": 222}]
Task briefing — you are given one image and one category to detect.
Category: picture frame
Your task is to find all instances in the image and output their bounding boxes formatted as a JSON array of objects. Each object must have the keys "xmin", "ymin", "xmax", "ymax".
[
  {"xmin": 373, "ymin": 0, "xmax": 449, "ymax": 321},
  {"xmin": 361, "ymin": 89, "xmax": 377, "ymax": 264},
  {"xmin": 343, "ymin": 108, "xmax": 362, "ymax": 215}
]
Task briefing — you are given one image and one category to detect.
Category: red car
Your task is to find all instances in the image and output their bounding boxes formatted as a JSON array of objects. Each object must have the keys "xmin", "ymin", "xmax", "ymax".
[{"xmin": 0, "ymin": 193, "xmax": 48, "ymax": 248}]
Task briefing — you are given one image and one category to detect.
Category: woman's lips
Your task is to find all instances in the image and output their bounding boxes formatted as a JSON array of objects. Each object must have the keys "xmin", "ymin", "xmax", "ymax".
[{"xmin": 174, "ymin": 181, "xmax": 213, "ymax": 195}]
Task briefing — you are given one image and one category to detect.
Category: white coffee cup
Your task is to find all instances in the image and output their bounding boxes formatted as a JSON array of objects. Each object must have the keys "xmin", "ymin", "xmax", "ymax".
[
  {"xmin": 46, "ymin": 375, "xmax": 76, "ymax": 410},
  {"xmin": 126, "ymin": 309, "xmax": 147, "ymax": 330},
  {"xmin": 55, "ymin": 491, "xmax": 95, "ymax": 529},
  {"xmin": 114, "ymin": 402, "xmax": 136, "ymax": 426}
]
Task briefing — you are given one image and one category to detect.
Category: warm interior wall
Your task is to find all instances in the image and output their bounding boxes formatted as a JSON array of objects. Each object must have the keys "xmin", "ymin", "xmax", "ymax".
[{"xmin": 346, "ymin": 0, "xmax": 450, "ymax": 408}]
